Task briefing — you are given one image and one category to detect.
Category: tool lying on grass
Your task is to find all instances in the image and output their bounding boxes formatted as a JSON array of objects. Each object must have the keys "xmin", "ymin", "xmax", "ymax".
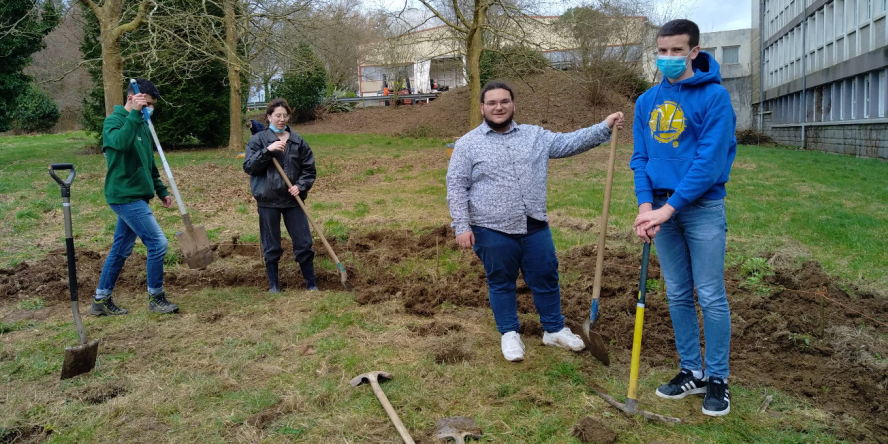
[
  {"xmin": 350, "ymin": 371, "xmax": 414, "ymax": 444},
  {"xmin": 595, "ymin": 242, "xmax": 681, "ymax": 423},
  {"xmin": 50, "ymin": 163, "xmax": 100, "ymax": 380},
  {"xmin": 579, "ymin": 125, "xmax": 619, "ymax": 366},
  {"xmin": 436, "ymin": 416, "xmax": 483, "ymax": 443},
  {"xmin": 271, "ymin": 157, "xmax": 354, "ymax": 290},
  {"xmin": 130, "ymin": 79, "xmax": 214, "ymax": 269}
]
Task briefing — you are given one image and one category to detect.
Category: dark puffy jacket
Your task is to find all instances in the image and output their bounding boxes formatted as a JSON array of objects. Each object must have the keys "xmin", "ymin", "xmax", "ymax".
[{"xmin": 243, "ymin": 128, "xmax": 316, "ymax": 208}]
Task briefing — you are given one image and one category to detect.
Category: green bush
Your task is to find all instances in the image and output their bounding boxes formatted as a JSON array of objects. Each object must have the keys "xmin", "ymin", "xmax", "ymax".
[
  {"xmin": 12, "ymin": 85, "xmax": 60, "ymax": 133},
  {"xmin": 320, "ymin": 87, "xmax": 357, "ymax": 114},
  {"xmin": 270, "ymin": 43, "xmax": 328, "ymax": 122},
  {"xmin": 479, "ymin": 45, "xmax": 548, "ymax": 86}
]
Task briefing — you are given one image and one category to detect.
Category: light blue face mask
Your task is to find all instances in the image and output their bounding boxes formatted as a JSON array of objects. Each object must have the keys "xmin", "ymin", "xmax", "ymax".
[
  {"xmin": 268, "ymin": 123, "xmax": 285, "ymax": 133},
  {"xmin": 144, "ymin": 106, "xmax": 154, "ymax": 117},
  {"xmin": 657, "ymin": 54, "xmax": 690, "ymax": 80}
]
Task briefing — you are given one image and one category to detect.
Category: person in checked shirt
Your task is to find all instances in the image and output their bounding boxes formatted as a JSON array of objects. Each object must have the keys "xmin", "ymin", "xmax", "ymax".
[{"xmin": 446, "ymin": 80, "xmax": 624, "ymax": 362}]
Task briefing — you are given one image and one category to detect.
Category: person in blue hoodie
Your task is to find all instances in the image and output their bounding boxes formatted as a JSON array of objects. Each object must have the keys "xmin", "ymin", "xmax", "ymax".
[{"xmin": 630, "ymin": 19, "xmax": 737, "ymax": 417}]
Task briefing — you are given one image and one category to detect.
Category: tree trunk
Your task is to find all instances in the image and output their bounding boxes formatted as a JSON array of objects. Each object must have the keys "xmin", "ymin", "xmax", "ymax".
[
  {"xmin": 224, "ymin": 0, "xmax": 243, "ymax": 150},
  {"xmin": 100, "ymin": 28, "xmax": 124, "ymax": 115},
  {"xmin": 466, "ymin": 1, "xmax": 488, "ymax": 128}
]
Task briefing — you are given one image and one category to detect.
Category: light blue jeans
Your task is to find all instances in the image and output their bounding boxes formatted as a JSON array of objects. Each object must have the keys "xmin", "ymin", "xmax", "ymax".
[
  {"xmin": 95, "ymin": 200, "xmax": 168, "ymax": 299},
  {"xmin": 471, "ymin": 226, "xmax": 565, "ymax": 334},
  {"xmin": 653, "ymin": 196, "xmax": 731, "ymax": 379}
]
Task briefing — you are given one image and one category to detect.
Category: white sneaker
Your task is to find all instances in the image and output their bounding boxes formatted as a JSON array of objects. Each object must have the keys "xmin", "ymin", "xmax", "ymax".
[
  {"xmin": 501, "ymin": 331, "xmax": 525, "ymax": 362},
  {"xmin": 542, "ymin": 327, "xmax": 586, "ymax": 352}
]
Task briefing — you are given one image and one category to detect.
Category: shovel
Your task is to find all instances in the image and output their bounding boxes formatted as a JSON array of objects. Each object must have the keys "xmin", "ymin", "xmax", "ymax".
[
  {"xmin": 130, "ymin": 79, "xmax": 213, "ymax": 269},
  {"xmin": 595, "ymin": 242, "xmax": 681, "ymax": 424},
  {"xmin": 271, "ymin": 157, "xmax": 354, "ymax": 290},
  {"xmin": 50, "ymin": 163, "xmax": 100, "ymax": 380},
  {"xmin": 436, "ymin": 416, "xmax": 483, "ymax": 443},
  {"xmin": 579, "ymin": 125, "xmax": 618, "ymax": 366}
]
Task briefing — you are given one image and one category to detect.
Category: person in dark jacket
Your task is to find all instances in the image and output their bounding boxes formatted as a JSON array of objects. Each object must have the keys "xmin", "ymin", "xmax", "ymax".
[
  {"xmin": 243, "ymin": 98, "xmax": 318, "ymax": 292},
  {"xmin": 248, "ymin": 119, "xmax": 265, "ymax": 135}
]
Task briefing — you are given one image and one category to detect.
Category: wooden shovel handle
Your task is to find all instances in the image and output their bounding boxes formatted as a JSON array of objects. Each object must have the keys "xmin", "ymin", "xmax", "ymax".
[
  {"xmin": 369, "ymin": 379, "xmax": 415, "ymax": 444},
  {"xmin": 270, "ymin": 158, "xmax": 343, "ymax": 265},
  {"xmin": 592, "ymin": 126, "xmax": 618, "ymax": 301}
]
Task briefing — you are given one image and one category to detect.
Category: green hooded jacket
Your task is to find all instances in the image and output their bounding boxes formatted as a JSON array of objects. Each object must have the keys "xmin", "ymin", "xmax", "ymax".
[{"xmin": 101, "ymin": 105, "xmax": 169, "ymax": 204}]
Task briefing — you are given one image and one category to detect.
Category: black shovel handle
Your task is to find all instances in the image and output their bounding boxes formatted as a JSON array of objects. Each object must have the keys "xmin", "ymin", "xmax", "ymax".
[{"xmin": 49, "ymin": 163, "xmax": 76, "ymax": 196}]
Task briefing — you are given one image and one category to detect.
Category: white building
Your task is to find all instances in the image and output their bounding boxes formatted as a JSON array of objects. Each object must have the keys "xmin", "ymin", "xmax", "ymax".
[
  {"xmin": 752, "ymin": 0, "xmax": 888, "ymax": 158},
  {"xmin": 701, "ymin": 29, "xmax": 755, "ymax": 129}
]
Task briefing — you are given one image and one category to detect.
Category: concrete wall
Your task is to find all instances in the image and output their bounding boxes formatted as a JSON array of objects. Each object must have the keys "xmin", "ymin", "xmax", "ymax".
[
  {"xmin": 723, "ymin": 76, "xmax": 754, "ymax": 129},
  {"xmin": 701, "ymin": 29, "xmax": 754, "ymax": 129},
  {"xmin": 759, "ymin": 111, "xmax": 888, "ymax": 159}
]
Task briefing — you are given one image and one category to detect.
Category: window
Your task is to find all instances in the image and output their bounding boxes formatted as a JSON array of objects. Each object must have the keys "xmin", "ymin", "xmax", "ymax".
[
  {"xmin": 880, "ymin": 69, "xmax": 887, "ymax": 117},
  {"xmin": 838, "ymin": 80, "xmax": 844, "ymax": 119},
  {"xmin": 864, "ymin": 74, "xmax": 871, "ymax": 118},
  {"xmin": 851, "ymin": 77, "xmax": 858, "ymax": 119},
  {"xmin": 722, "ymin": 46, "xmax": 740, "ymax": 64},
  {"xmin": 829, "ymin": 83, "xmax": 836, "ymax": 120},
  {"xmin": 701, "ymin": 47, "xmax": 716, "ymax": 56}
]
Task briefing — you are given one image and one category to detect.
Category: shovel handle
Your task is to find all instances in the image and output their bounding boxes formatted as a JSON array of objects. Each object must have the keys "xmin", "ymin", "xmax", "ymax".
[
  {"xmin": 49, "ymin": 164, "xmax": 76, "ymax": 195},
  {"xmin": 592, "ymin": 125, "xmax": 617, "ymax": 304},
  {"xmin": 627, "ymin": 242, "xmax": 651, "ymax": 404},
  {"xmin": 369, "ymin": 379, "xmax": 416, "ymax": 444},
  {"xmin": 130, "ymin": 79, "xmax": 189, "ymax": 219},
  {"xmin": 271, "ymin": 158, "xmax": 344, "ymax": 266}
]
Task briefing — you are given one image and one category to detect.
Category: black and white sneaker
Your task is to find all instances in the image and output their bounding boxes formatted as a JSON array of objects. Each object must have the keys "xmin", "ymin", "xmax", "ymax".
[
  {"xmin": 655, "ymin": 369, "xmax": 707, "ymax": 399},
  {"xmin": 702, "ymin": 377, "xmax": 730, "ymax": 416}
]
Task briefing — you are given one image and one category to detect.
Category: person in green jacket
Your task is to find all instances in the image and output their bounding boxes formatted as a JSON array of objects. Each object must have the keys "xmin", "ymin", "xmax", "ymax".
[{"xmin": 89, "ymin": 78, "xmax": 179, "ymax": 316}]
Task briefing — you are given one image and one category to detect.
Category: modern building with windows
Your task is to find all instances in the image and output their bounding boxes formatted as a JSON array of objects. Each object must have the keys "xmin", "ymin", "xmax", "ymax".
[{"xmin": 752, "ymin": 0, "xmax": 888, "ymax": 158}]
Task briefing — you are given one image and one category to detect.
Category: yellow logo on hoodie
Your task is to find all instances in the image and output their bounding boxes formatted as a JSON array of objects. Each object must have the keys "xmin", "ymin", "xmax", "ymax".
[{"xmin": 649, "ymin": 101, "xmax": 685, "ymax": 147}]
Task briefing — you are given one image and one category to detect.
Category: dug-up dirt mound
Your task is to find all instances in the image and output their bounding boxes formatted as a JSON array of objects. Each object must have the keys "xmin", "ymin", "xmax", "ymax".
[
  {"xmin": 3, "ymin": 225, "xmax": 887, "ymax": 441},
  {"xmin": 294, "ymin": 69, "xmax": 636, "ymax": 140}
]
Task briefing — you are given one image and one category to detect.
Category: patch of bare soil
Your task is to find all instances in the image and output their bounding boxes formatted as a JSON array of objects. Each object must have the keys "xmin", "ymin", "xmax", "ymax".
[
  {"xmin": 571, "ymin": 416, "xmax": 617, "ymax": 444},
  {"xmin": 293, "ymin": 70, "xmax": 636, "ymax": 141},
  {"xmin": 0, "ymin": 425, "xmax": 51, "ymax": 444},
  {"xmin": 2, "ymin": 225, "xmax": 887, "ymax": 441}
]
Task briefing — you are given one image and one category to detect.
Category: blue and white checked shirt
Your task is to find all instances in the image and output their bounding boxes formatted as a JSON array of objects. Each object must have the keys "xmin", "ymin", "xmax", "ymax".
[{"xmin": 446, "ymin": 120, "xmax": 613, "ymax": 235}]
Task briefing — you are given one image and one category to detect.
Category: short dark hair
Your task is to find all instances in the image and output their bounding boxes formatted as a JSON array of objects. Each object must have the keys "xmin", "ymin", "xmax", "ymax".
[
  {"xmin": 657, "ymin": 19, "xmax": 700, "ymax": 48},
  {"xmin": 125, "ymin": 78, "xmax": 160, "ymax": 102},
  {"xmin": 265, "ymin": 98, "xmax": 292, "ymax": 118},
  {"xmin": 480, "ymin": 81, "xmax": 514, "ymax": 103}
]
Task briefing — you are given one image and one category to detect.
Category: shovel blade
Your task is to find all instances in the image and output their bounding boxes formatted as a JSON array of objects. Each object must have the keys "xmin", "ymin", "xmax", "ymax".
[
  {"xmin": 176, "ymin": 224, "xmax": 214, "ymax": 269},
  {"xmin": 581, "ymin": 318, "xmax": 610, "ymax": 366},
  {"xmin": 436, "ymin": 416, "xmax": 482, "ymax": 442},
  {"xmin": 61, "ymin": 339, "xmax": 99, "ymax": 380}
]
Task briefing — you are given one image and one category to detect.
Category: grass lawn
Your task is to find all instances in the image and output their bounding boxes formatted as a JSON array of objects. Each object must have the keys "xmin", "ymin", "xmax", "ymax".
[{"xmin": 1, "ymin": 131, "xmax": 885, "ymax": 443}]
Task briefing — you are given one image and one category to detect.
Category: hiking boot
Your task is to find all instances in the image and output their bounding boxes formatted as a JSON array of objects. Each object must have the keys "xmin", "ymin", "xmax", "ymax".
[
  {"xmin": 299, "ymin": 260, "xmax": 317, "ymax": 291},
  {"xmin": 148, "ymin": 291, "xmax": 179, "ymax": 314},
  {"xmin": 655, "ymin": 369, "xmax": 707, "ymax": 399},
  {"xmin": 266, "ymin": 262, "xmax": 280, "ymax": 293},
  {"xmin": 501, "ymin": 331, "xmax": 525, "ymax": 362},
  {"xmin": 702, "ymin": 377, "xmax": 731, "ymax": 416},
  {"xmin": 89, "ymin": 296, "xmax": 129, "ymax": 316},
  {"xmin": 542, "ymin": 327, "xmax": 585, "ymax": 351}
]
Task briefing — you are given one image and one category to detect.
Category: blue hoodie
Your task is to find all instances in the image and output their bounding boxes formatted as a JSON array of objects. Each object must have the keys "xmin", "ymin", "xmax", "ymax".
[{"xmin": 630, "ymin": 51, "xmax": 737, "ymax": 210}]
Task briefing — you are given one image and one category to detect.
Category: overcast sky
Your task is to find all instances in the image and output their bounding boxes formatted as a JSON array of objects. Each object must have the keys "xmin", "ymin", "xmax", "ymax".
[{"xmin": 678, "ymin": 0, "xmax": 752, "ymax": 32}]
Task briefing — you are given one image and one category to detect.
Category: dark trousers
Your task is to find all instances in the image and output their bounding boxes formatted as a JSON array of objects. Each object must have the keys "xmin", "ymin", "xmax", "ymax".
[
  {"xmin": 471, "ymin": 225, "xmax": 565, "ymax": 334},
  {"xmin": 258, "ymin": 206, "xmax": 314, "ymax": 265}
]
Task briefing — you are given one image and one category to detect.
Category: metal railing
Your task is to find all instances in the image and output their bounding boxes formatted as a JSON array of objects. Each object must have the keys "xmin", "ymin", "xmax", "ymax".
[{"xmin": 245, "ymin": 93, "xmax": 440, "ymax": 110}]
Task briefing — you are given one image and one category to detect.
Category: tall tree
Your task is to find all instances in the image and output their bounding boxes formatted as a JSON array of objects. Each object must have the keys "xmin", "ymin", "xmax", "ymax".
[
  {"xmin": 0, "ymin": 0, "xmax": 59, "ymax": 132},
  {"xmin": 78, "ymin": 0, "xmax": 150, "ymax": 115},
  {"xmin": 81, "ymin": 0, "xmax": 231, "ymax": 147}
]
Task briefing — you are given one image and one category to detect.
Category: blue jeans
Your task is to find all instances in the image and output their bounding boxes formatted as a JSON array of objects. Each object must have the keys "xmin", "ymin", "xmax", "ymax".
[
  {"xmin": 471, "ymin": 226, "xmax": 565, "ymax": 334},
  {"xmin": 653, "ymin": 196, "xmax": 731, "ymax": 379},
  {"xmin": 95, "ymin": 200, "xmax": 169, "ymax": 299}
]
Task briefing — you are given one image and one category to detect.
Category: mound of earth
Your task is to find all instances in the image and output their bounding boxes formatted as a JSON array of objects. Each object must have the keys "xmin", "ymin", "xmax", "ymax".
[
  {"xmin": 2, "ymin": 225, "xmax": 887, "ymax": 441},
  {"xmin": 291, "ymin": 69, "xmax": 637, "ymax": 140}
]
